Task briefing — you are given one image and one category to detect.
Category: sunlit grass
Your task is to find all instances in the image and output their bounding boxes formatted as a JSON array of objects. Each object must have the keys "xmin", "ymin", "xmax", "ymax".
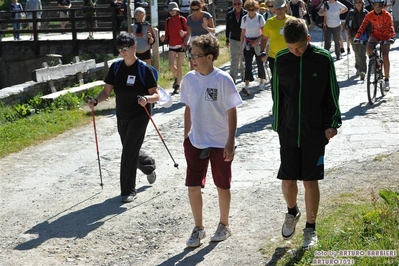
[{"xmin": 262, "ymin": 190, "xmax": 399, "ymax": 266}]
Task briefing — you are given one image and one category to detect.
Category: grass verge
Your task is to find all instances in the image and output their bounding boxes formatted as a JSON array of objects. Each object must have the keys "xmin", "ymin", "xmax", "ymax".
[{"xmin": 262, "ymin": 189, "xmax": 399, "ymax": 266}]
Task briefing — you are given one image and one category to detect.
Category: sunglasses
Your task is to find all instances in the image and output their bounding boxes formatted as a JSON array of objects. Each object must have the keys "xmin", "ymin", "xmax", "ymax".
[
  {"xmin": 373, "ymin": 3, "xmax": 383, "ymax": 7},
  {"xmin": 354, "ymin": 1, "xmax": 362, "ymax": 3},
  {"xmin": 233, "ymin": 2, "xmax": 242, "ymax": 5},
  {"xmin": 268, "ymin": 5, "xmax": 274, "ymax": 7},
  {"xmin": 118, "ymin": 46, "xmax": 131, "ymax": 52},
  {"xmin": 188, "ymin": 53, "xmax": 208, "ymax": 60},
  {"xmin": 191, "ymin": 7, "xmax": 200, "ymax": 11},
  {"xmin": 248, "ymin": 8, "xmax": 256, "ymax": 11}
]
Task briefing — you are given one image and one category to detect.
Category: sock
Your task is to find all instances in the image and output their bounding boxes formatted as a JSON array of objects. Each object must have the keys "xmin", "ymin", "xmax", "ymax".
[
  {"xmin": 288, "ymin": 205, "xmax": 298, "ymax": 216},
  {"xmin": 306, "ymin": 222, "xmax": 316, "ymax": 230}
]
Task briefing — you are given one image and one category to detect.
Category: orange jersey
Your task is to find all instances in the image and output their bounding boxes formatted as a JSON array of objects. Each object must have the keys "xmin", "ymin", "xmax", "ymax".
[{"xmin": 355, "ymin": 9, "xmax": 395, "ymax": 39}]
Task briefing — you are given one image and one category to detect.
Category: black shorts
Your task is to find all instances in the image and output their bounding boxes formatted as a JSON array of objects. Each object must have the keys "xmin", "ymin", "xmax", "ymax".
[
  {"xmin": 169, "ymin": 47, "xmax": 186, "ymax": 53},
  {"xmin": 136, "ymin": 49, "xmax": 152, "ymax": 60},
  {"xmin": 277, "ymin": 145, "xmax": 325, "ymax": 181}
]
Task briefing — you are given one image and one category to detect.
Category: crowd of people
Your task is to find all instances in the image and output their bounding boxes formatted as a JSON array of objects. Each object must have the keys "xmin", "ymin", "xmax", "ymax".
[
  {"xmin": 82, "ymin": 0, "xmax": 397, "ymax": 252},
  {"xmin": 6, "ymin": 0, "xmax": 395, "ymax": 252}
]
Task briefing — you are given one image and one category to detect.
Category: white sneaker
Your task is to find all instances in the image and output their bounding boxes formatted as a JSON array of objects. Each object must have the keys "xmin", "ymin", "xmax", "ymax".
[
  {"xmin": 384, "ymin": 80, "xmax": 390, "ymax": 92},
  {"xmin": 186, "ymin": 227, "xmax": 206, "ymax": 247},
  {"xmin": 282, "ymin": 210, "xmax": 301, "ymax": 240},
  {"xmin": 302, "ymin": 228, "xmax": 318, "ymax": 249},
  {"xmin": 210, "ymin": 223, "xmax": 231, "ymax": 242}
]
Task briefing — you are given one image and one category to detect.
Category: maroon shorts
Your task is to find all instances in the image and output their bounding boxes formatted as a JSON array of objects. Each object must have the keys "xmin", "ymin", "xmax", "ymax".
[{"xmin": 183, "ymin": 137, "xmax": 232, "ymax": 189}]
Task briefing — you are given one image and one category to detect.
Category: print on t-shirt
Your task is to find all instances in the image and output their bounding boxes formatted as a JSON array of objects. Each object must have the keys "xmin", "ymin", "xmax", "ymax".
[{"xmin": 206, "ymin": 88, "xmax": 218, "ymax": 101}]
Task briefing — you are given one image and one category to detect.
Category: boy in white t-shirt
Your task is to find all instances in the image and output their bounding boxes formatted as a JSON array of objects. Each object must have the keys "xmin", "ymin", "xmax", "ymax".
[{"xmin": 180, "ymin": 34, "xmax": 243, "ymax": 248}]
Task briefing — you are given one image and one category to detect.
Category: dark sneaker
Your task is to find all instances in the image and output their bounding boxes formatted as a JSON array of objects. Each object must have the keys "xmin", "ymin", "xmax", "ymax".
[
  {"xmin": 360, "ymin": 72, "xmax": 365, "ymax": 81},
  {"xmin": 121, "ymin": 191, "xmax": 137, "ymax": 203},
  {"xmin": 147, "ymin": 171, "xmax": 156, "ymax": 184},
  {"xmin": 340, "ymin": 47, "xmax": 345, "ymax": 53},
  {"xmin": 210, "ymin": 223, "xmax": 232, "ymax": 242},
  {"xmin": 302, "ymin": 228, "xmax": 318, "ymax": 250},
  {"xmin": 186, "ymin": 227, "xmax": 206, "ymax": 247},
  {"xmin": 173, "ymin": 78, "xmax": 177, "ymax": 88},
  {"xmin": 347, "ymin": 48, "xmax": 351, "ymax": 54},
  {"xmin": 282, "ymin": 210, "xmax": 301, "ymax": 240},
  {"xmin": 171, "ymin": 85, "xmax": 180, "ymax": 95},
  {"xmin": 241, "ymin": 87, "xmax": 250, "ymax": 96}
]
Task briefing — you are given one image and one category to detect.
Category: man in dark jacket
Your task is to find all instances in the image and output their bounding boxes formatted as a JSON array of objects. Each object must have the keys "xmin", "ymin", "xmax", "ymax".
[
  {"xmin": 272, "ymin": 18, "xmax": 342, "ymax": 250},
  {"xmin": 225, "ymin": 0, "xmax": 247, "ymax": 83},
  {"xmin": 344, "ymin": 0, "xmax": 369, "ymax": 80}
]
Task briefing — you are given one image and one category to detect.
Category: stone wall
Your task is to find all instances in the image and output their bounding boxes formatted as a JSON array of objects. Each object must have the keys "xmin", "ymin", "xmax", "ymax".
[{"xmin": 0, "ymin": 61, "xmax": 109, "ymax": 106}]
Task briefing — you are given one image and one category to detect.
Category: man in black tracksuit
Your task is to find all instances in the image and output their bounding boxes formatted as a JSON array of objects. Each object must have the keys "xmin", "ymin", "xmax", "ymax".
[
  {"xmin": 225, "ymin": 0, "xmax": 247, "ymax": 83},
  {"xmin": 272, "ymin": 18, "xmax": 342, "ymax": 249}
]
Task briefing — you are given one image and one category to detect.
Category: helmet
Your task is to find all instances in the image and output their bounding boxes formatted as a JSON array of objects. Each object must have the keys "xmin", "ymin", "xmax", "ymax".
[{"xmin": 371, "ymin": 0, "xmax": 384, "ymax": 3}]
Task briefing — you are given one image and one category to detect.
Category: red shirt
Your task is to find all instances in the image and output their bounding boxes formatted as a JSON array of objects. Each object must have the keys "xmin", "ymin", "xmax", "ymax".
[
  {"xmin": 164, "ymin": 15, "xmax": 188, "ymax": 47},
  {"xmin": 355, "ymin": 9, "xmax": 395, "ymax": 39}
]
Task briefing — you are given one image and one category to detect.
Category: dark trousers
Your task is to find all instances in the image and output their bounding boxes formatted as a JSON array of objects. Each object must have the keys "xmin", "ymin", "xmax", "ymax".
[
  {"xmin": 324, "ymin": 25, "xmax": 342, "ymax": 59},
  {"xmin": 138, "ymin": 150, "xmax": 156, "ymax": 175},
  {"xmin": 243, "ymin": 47, "xmax": 266, "ymax": 82},
  {"xmin": 268, "ymin": 57, "xmax": 275, "ymax": 98},
  {"xmin": 117, "ymin": 115, "xmax": 149, "ymax": 196}
]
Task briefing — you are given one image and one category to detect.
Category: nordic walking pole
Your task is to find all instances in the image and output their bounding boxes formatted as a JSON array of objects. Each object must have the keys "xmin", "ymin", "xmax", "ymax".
[
  {"xmin": 91, "ymin": 108, "xmax": 104, "ymax": 189},
  {"xmin": 346, "ymin": 30, "xmax": 350, "ymax": 79},
  {"xmin": 347, "ymin": 48, "xmax": 350, "ymax": 79},
  {"xmin": 138, "ymin": 96, "xmax": 179, "ymax": 169}
]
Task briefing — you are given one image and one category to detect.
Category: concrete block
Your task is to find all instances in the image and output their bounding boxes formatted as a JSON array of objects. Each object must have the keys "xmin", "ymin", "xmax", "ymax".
[
  {"xmin": 41, "ymin": 80, "xmax": 105, "ymax": 100},
  {"xmin": 32, "ymin": 60, "xmax": 97, "ymax": 83}
]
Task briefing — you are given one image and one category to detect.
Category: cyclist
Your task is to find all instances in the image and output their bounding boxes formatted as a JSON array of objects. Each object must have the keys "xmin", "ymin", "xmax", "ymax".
[{"xmin": 354, "ymin": 0, "xmax": 395, "ymax": 91}]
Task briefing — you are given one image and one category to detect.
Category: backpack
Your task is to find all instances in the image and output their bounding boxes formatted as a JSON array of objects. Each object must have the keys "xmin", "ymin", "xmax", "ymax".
[
  {"xmin": 113, "ymin": 59, "xmax": 172, "ymax": 107},
  {"xmin": 263, "ymin": 12, "xmax": 269, "ymax": 21},
  {"xmin": 113, "ymin": 59, "xmax": 158, "ymax": 84}
]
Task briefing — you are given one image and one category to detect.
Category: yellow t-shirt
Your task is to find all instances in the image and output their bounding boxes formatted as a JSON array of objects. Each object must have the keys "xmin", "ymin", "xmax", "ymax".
[{"xmin": 262, "ymin": 15, "xmax": 293, "ymax": 59}]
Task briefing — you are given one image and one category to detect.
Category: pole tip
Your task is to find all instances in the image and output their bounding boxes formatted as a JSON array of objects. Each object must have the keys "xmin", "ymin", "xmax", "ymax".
[
  {"xmin": 100, "ymin": 183, "xmax": 104, "ymax": 189},
  {"xmin": 174, "ymin": 163, "xmax": 179, "ymax": 169}
]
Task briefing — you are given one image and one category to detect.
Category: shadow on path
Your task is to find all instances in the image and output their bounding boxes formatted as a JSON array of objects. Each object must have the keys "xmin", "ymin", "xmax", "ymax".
[
  {"xmin": 341, "ymin": 99, "xmax": 386, "ymax": 121},
  {"xmin": 14, "ymin": 187, "xmax": 163, "ymax": 251},
  {"xmin": 14, "ymin": 194, "xmax": 125, "ymax": 250},
  {"xmin": 237, "ymin": 114, "xmax": 274, "ymax": 137},
  {"xmin": 157, "ymin": 242, "xmax": 219, "ymax": 266},
  {"xmin": 265, "ymin": 246, "xmax": 289, "ymax": 266}
]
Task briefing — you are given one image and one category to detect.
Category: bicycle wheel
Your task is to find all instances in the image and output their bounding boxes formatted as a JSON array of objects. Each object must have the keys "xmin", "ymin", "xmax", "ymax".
[
  {"xmin": 379, "ymin": 62, "xmax": 387, "ymax": 97},
  {"xmin": 367, "ymin": 60, "xmax": 378, "ymax": 105}
]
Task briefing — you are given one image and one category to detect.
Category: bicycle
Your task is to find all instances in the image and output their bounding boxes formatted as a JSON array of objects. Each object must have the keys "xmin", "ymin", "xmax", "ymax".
[{"xmin": 364, "ymin": 41, "xmax": 387, "ymax": 104}]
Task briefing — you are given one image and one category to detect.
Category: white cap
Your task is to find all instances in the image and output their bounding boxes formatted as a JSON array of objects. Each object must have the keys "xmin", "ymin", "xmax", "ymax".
[{"xmin": 135, "ymin": 7, "xmax": 146, "ymax": 14}]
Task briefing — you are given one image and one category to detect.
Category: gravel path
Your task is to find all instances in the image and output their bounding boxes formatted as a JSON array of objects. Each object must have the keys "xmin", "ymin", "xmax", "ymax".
[{"xmin": 1, "ymin": 29, "xmax": 398, "ymax": 265}]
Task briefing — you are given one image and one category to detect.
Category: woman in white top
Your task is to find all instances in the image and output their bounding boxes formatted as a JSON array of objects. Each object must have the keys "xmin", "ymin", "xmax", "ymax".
[
  {"xmin": 240, "ymin": 0, "xmax": 266, "ymax": 96},
  {"xmin": 318, "ymin": 0, "xmax": 348, "ymax": 60}
]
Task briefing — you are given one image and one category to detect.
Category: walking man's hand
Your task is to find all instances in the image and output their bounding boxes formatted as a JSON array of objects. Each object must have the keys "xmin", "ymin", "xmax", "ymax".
[{"xmin": 325, "ymin": 128, "xmax": 337, "ymax": 140}]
